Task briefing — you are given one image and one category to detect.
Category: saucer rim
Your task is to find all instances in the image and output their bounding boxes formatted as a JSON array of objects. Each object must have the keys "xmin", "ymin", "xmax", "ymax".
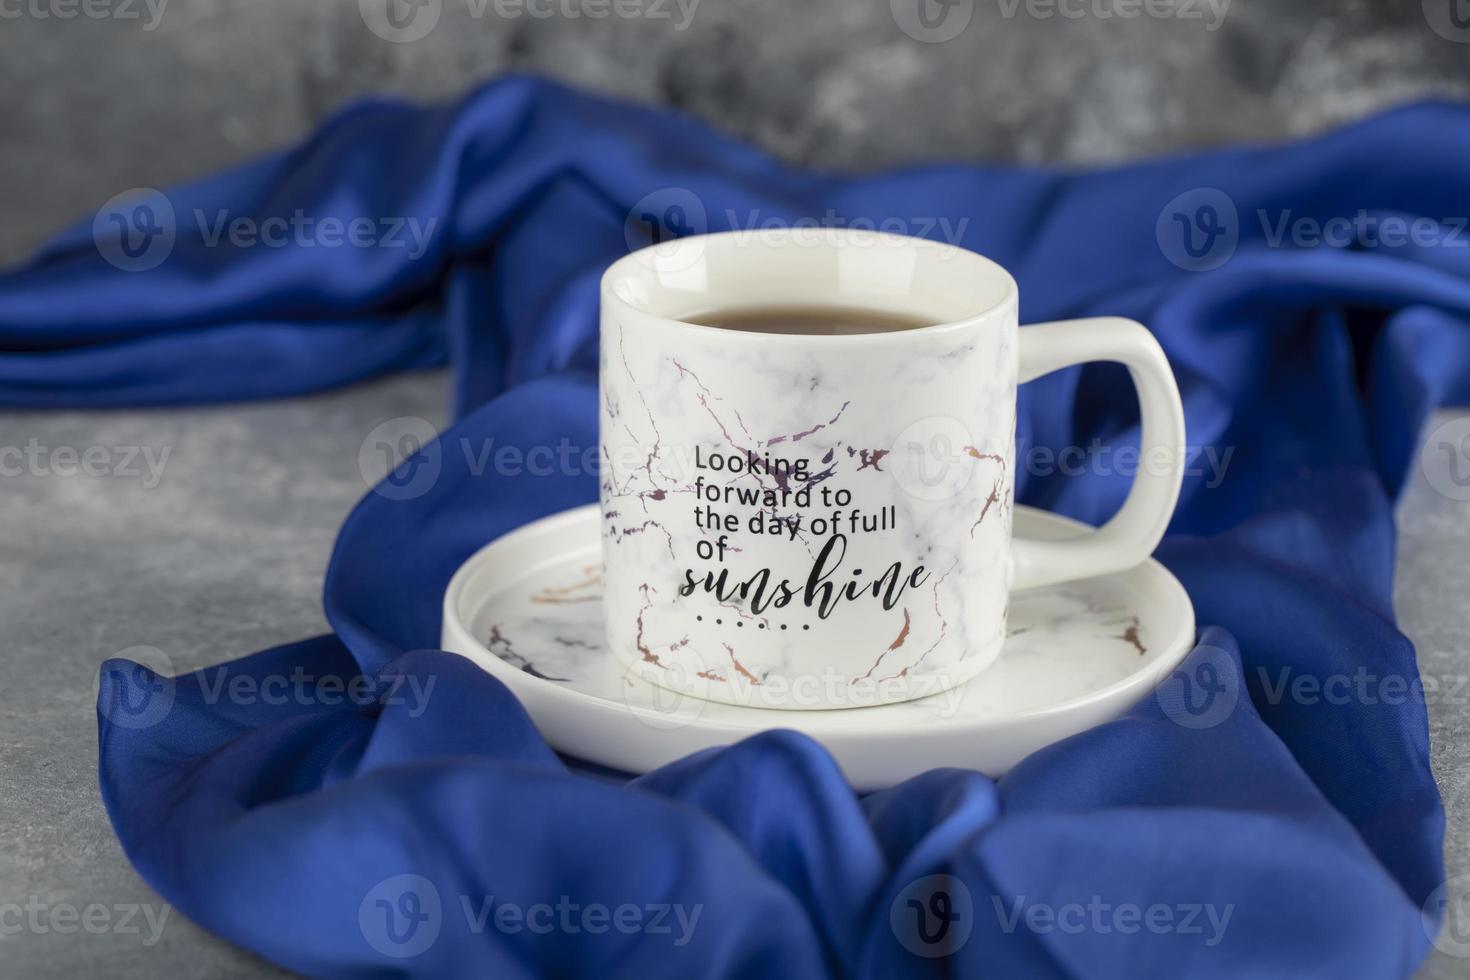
[{"xmin": 441, "ymin": 504, "xmax": 1196, "ymax": 733}]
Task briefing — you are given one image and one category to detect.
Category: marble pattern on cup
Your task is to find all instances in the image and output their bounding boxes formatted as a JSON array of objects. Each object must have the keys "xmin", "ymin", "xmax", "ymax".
[{"xmin": 600, "ymin": 313, "xmax": 1016, "ymax": 709}]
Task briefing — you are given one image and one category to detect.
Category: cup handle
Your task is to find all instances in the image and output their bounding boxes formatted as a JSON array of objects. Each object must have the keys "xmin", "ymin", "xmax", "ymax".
[{"xmin": 1009, "ymin": 317, "xmax": 1186, "ymax": 591}]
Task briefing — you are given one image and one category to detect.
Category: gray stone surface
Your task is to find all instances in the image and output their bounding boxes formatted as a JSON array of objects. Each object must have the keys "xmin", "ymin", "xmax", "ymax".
[
  {"xmin": 1399, "ymin": 416, "xmax": 1470, "ymax": 980},
  {"xmin": 3, "ymin": 0, "xmax": 1470, "ymax": 975},
  {"xmin": 3, "ymin": 0, "xmax": 1470, "ymax": 264},
  {"xmin": 0, "ymin": 372, "xmax": 451, "ymax": 976}
]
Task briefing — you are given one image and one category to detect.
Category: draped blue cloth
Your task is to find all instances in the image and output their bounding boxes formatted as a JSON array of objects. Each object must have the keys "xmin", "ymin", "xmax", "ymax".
[{"xmin": 39, "ymin": 75, "xmax": 1462, "ymax": 975}]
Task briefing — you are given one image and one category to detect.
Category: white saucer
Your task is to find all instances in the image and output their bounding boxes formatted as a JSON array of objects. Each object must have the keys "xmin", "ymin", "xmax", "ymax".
[{"xmin": 442, "ymin": 505, "xmax": 1195, "ymax": 791}]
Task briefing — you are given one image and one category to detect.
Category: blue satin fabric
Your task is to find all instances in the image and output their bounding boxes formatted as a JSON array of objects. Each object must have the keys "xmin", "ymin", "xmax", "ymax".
[{"xmin": 53, "ymin": 76, "xmax": 1466, "ymax": 975}]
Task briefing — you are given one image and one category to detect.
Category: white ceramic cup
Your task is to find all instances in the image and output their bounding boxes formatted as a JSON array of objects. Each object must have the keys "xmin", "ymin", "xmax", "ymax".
[{"xmin": 599, "ymin": 229, "xmax": 1185, "ymax": 709}]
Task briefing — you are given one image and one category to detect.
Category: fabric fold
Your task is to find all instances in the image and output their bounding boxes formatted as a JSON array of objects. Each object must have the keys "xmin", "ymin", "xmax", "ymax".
[{"xmin": 59, "ymin": 75, "xmax": 1470, "ymax": 975}]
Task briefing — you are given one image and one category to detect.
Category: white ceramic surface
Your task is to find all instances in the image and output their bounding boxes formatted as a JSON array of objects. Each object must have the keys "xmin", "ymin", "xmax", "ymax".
[
  {"xmin": 442, "ymin": 504, "xmax": 1196, "ymax": 790},
  {"xmin": 599, "ymin": 229, "xmax": 1186, "ymax": 708}
]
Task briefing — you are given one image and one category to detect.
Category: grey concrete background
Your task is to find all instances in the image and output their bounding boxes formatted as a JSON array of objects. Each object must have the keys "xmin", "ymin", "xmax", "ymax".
[
  {"xmin": 1, "ymin": 0, "xmax": 1468, "ymax": 976},
  {"xmin": 3, "ymin": 0, "xmax": 1470, "ymax": 263}
]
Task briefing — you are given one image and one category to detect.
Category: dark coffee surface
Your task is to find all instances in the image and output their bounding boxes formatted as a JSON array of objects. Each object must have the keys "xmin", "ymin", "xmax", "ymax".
[{"xmin": 685, "ymin": 305, "xmax": 934, "ymax": 336}]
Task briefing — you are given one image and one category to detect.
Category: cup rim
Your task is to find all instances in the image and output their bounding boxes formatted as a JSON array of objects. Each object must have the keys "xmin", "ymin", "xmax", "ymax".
[{"xmin": 601, "ymin": 229, "xmax": 1018, "ymax": 345}]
